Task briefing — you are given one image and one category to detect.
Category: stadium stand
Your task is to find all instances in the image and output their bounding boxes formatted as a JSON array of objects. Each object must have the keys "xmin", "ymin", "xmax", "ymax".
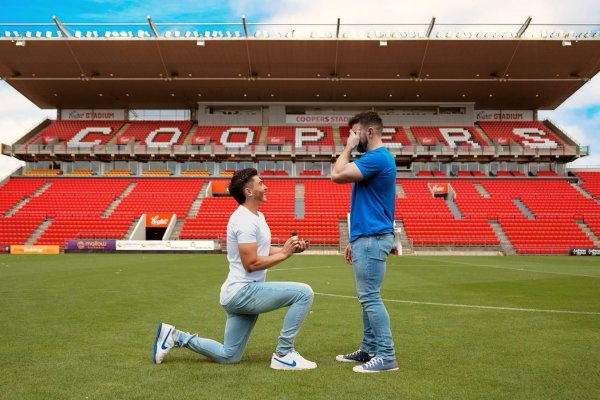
[
  {"xmin": 1, "ymin": 20, "xmax": 598, "ymax": 258},
  {"xmin": 189, "ymin": 126, "xmax": 260, "ymax": 146},
  {"xmin": 28, "ymin": 120, "xmax": 123, "ymax": 146},
  {"xmin": 411, "ymin": 126, "xmax": 487, "ymax": 148},
  {"xmin": 267, "ymin": 126, "xmax": 334, "ymax": 148},
  {"xmin": 110, "ymin": 179, "xmax": 204, "ymax": 219},
  {"xmin": 181, "ymin": 169, "xmax": 211, "ymax": 176},
  {"xmin": 2, "ymin": 173, "xmax": 600, "ymax": 252},
  {"xmin": 22, "ymin": 169, "xmax": 63, "ymax": 176},
  {"xmin": 339, "ymin": 126, "xmax": 411, "ymax": 148},
  {"xmin": 574, "ymin": 171, "xmax": 600, "ymax": 198},
  {"xmin": 116, "ymin": 120, "xmax": 191, "ymax": 146},
  {"xmin": 478, "ymin": 121, "xmax": 565, "ymax": 148}
]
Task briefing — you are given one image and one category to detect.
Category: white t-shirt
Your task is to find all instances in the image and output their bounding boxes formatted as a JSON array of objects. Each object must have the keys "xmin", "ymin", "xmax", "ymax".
[{"xmin": 220, "ymin": 205, "xmax": 271, "ymax": 305}]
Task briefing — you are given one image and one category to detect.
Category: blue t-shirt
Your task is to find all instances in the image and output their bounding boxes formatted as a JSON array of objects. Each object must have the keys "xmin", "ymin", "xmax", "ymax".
[{"xmin": 349, "ymin": 146, "xmax": 396, "ymax": 242}]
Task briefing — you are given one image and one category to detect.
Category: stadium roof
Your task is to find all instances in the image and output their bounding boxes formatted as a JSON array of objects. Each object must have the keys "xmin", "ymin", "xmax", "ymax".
[{"xmin": 1, "ymin": 21, "xmax": 599, "ymax": 110}]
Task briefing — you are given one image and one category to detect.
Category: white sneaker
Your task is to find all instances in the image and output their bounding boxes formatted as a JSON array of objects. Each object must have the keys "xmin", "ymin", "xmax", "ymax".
[
  {"xmin": 270, "ymin": 351, "xmax": 317, "ymax": 370},
  {"xmin": 153, "ymin": 322, "xmax": 175, "ymax": 364}
]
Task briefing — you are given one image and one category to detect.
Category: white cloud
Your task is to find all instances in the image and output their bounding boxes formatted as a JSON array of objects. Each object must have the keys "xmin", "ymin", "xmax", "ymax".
[
  {"xmin": 0, "ymin": 82, "xmax": 55, "ymax": 145},
  {"xmin": 254, "ymin": 0, "xmax": 600, "ymax": 24}
]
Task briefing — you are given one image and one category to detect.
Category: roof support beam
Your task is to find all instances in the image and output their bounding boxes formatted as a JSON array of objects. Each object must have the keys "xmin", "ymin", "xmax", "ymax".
[
  {"xmin": 53, "ymin": 16, "xmax": 71, "ymax": 38},
  {"xmin": 333, "ymin": 18, "xmax": 341, "ymax": 78},
  {"xmin": 242, "ymin": 16, "xmax": 254, "ymax": 77},
  {"xmin": 516, "ymin": 16, "xmax": 532, "ymax": 38},
  {"xmin": 147, "ymin": 16, "xmax": 159, "ymax": 37},
  {"xmin": 425, "ymin": 17, "xmax": 436, "ymax": 38}
]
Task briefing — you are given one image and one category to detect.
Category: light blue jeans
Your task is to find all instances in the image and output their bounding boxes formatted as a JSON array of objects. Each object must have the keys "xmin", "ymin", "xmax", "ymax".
[
  {"xmin": 351, "ymin": 234, "xmax": 396, "ymax": 360},
  {"xmin": 174, "ymin": 281, "xmax": 314, "ymax": 363}
]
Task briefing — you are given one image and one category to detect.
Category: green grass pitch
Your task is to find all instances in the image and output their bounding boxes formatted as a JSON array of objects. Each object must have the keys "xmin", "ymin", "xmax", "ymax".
[{"xmin": 1, "ymin": 254, "xmax": 599, "ymax": 399}]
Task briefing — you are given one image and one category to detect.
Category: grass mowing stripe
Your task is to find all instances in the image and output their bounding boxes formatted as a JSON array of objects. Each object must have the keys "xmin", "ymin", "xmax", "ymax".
[
  {"xmin": 416, "ymin": 257, "xmax": 600, "ymax": 278},
  {"xmin": 315, "ymin": 292, "xmax": 600, "ymax": 316}
]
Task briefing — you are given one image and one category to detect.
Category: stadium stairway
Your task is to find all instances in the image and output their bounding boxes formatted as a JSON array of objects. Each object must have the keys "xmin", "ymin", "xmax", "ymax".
[
  {"xmin": 576, "ymin": 220, "xmax": 600, "ymax": 247},
  {"xmin": 404, "ymin": 127, "xmax": 418, "ymax": 143},
  {"xmin": 338, "ymin": 218, "xmax": 349, "ymax": 251},
  {"xmin": 108, "ymin": 123, "xmax": 129, "ymax": 145},
  {"xmin": 445, "ymin": 197, "xmax": 463, "ymax": 219},
  {"xmin": 512, "ymin": 199, "xmax": 535, "ymax": 219},
  {"xmin": 187, "ymin": 182, "xmax": 210, "ymax": 218},
  {"xmin": 26, "ymin": 218, "xmax": 53, "ymax": 245},
  {"xmin": 489, "ymin": 220, "xmax": 517, "ymax": 255},
  {"xmin": 102, "ymin": 182, "xmax": 137, "ymax": 217},
  {"xmin": 474, "ymin": 183, "xmax": 491, "ymax": 197},
  {"xmin": 5, "ymin": 181, "xmax": 52, "ymax": 216},
  {"xmin": 170, "ymin": 219, "xmax": 186, "ymax": 240},
  {"xmin": 396, "ymin": 182, "xmax": 406, "ymax": 197},
  {"xmin": 124, "ymin": 218, "xmax": 139, "ymax": 239},
  {"xmin": 295, "ymin": 182, "xmax": 304, "ymax": 218},
  {"xmin": 394, "ymin": 220, "xmax": 414, "ymax": 255},
  {"xmin": 332, "ymin": 126, "xmax": 342, "ymax": 147},
  {"xmin": 474, "ymin": 125, "xmax": 493, "ymax": 146},
  {"xmin": 570, "ymin": 181, "xmax": 594, "ymax": 198}
]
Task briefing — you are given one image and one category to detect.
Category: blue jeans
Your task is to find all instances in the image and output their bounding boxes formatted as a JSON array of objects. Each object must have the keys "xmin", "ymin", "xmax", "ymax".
[
  {"xmin": 351, "ymin": 234, "xmax": 395, "ymax": 360},
  {"xmin": 174, "ymin": 281, "xmax": 314, "ymax": 363}
]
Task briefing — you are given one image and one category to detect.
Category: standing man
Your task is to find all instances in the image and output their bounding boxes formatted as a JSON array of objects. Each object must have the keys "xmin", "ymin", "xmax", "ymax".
[
  {"xmin": 153, "ymin": 168, "xmax": 317, "ymax": 370},
  {"xmin": 331, "ymin": 111, "xmax": 398, "ymax": 373}
]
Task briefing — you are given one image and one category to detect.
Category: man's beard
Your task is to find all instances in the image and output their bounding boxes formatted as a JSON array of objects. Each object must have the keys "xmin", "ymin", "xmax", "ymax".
[{"xmin": 356, "ymin": 137, "xmax": 368, "ymax": 153}]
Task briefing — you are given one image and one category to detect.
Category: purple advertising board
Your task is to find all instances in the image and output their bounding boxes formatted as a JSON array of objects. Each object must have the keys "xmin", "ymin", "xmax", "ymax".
[{"xmin": 66, "ymin": 239, "xmax": 117, "ymax": 252}]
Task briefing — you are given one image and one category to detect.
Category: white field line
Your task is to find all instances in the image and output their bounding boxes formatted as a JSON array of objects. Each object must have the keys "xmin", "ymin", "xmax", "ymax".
[
  {"xmin": 271, "ymin": 265, "xmax": 338, "ymax": 272},
  {"xmin": 314, "ymin": 292, "xmax": 600, "ymax": 316}
]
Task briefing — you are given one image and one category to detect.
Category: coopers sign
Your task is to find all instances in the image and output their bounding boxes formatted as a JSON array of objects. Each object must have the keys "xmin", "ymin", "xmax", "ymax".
[
  {"xmin": 146, "ymin": 213, "xmax": 173, "ymax": 228},
  {"xmin": 429, "ymin": 182, "xmax": 449, "ymax": 195}
]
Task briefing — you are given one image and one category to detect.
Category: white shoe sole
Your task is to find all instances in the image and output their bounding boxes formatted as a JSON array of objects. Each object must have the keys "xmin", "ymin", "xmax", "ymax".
[
  {"xmin": 335, "ymin": 355, "xmax": 361, "ymax": 362},
  {"xmin": 353, "ymin": 366, "xmax": 399, "ymax": 373}
]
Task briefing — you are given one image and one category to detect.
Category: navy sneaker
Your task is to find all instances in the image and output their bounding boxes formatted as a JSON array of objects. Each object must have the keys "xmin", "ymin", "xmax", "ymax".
[
  {"xmin": 335, "ymin": 349, "xmax": 374, "ymax": 363},
  {"xmin": 353, "ymin": 357, "xmax": 398, "ymax": 373}
]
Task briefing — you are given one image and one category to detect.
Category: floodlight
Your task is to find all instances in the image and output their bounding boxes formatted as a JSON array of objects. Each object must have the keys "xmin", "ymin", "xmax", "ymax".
[
  {"xmin": 15, "ymin": 39, "xmax": 26, "ymax": 47},
  {"xmin": 196, "ymin": 39, "xmax": 205, "ymax": 46},
  {"xmin": 562, "ymin": 40, "xmax": 572, "ymax": 47},
  {"xmin": 379, "ymin": 40, "xmax": 387, "ymax": 47}
]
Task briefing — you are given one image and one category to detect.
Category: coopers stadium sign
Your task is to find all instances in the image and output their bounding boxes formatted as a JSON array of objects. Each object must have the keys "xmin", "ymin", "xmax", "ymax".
[
  {"xmin": 476, "ymin": 110, "xmax": 533, "ymax": 121},
  {"xmin": 61, "ymin": 109, "xmax": 126, "ymax": 120}
]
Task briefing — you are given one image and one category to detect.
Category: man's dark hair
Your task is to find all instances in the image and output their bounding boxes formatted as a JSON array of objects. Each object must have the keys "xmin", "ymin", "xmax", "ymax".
[
  {"xmin": 229, "ymin": 168, "xmax": 258, "ymax": 204},
  {"xmin": 348, "ymin": 111, "xmax": 384, "ymax": 132}
]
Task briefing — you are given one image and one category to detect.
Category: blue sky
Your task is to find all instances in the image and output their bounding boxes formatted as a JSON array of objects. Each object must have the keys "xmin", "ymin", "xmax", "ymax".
[{"xmin": 1, "ymin": 0, "xmax": 599, "ymax": 173}]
